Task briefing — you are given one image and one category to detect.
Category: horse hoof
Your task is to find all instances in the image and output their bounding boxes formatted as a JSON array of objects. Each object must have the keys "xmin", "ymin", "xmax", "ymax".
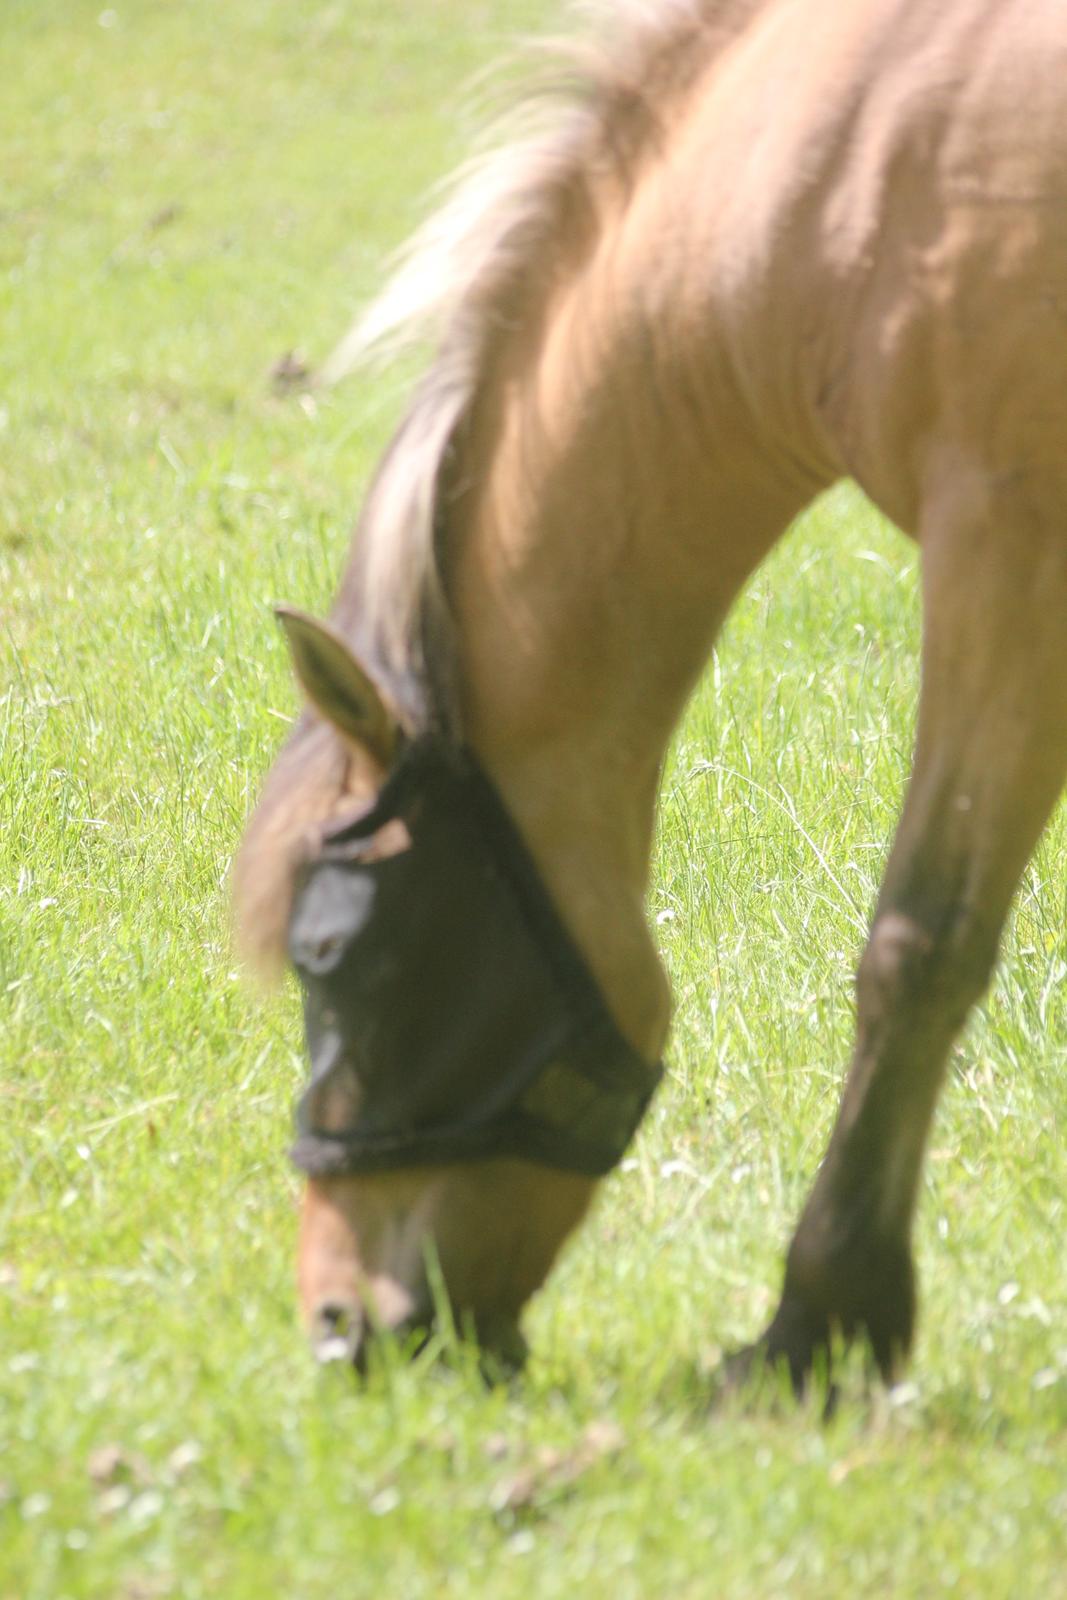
[{"xmin": 715, "ymin": 1339, "xmax": 841, "ymax": 1418}]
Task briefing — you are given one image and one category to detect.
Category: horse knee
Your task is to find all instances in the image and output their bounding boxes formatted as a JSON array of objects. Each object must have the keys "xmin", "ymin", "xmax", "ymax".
[{"xmin": 858, "ymin": 907, "xmax": 997, "ymax": 1031}]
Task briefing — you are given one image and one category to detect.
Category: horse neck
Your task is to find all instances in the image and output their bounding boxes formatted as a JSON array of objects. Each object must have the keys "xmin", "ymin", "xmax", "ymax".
[{"xmin": 442, "ymin": 206, "xmax": 807, "ymax": 1058}]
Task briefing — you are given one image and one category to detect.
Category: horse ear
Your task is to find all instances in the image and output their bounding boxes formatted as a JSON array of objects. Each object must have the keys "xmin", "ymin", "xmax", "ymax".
[{"xmin": 274, "ymin": 604, "xmax": 399, "ymax": 766}]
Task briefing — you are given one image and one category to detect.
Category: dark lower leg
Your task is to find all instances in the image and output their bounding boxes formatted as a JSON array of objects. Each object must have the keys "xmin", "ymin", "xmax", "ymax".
[
  {"xmin": 753, "ymin": 899, "xmax": 999, "ymax": 1385},
  {"xmin": 735, "ymin": 464, "xmax": 1067, "ymax": 1392}
]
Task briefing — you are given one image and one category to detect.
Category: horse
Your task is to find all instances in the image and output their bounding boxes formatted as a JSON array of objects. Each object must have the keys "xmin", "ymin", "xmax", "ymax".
[{"xmin": 235, "ymin": 0, "xmax": 1067, "ymax": 1388}]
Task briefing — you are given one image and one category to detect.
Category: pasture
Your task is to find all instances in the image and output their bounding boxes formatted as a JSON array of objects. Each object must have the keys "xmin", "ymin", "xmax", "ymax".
[{"xmin": 3, "ymin": 0, "xmax": 1067, "ymax": 1593}]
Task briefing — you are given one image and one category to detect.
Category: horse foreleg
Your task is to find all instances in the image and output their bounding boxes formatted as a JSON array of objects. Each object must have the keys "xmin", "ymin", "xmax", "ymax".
[{"xmin": 738, "ymin": 467, "xmax": 1067, "ymax": 1391}]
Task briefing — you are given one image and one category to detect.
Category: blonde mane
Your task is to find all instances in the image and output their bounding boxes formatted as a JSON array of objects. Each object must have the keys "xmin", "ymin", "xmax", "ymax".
[
  {"xmin": 237, "ymin": 0, "xmax": 758, "ymax": 971},
  {"xmin": 323, "ymin": 0, "xmax": 759, "ymax": 728}
]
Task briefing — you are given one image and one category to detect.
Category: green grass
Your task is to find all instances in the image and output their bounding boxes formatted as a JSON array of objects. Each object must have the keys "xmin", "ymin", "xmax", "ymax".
[{"xmin": 3, "ymin": 3, "xmax": 1067, "ymax": 1596}]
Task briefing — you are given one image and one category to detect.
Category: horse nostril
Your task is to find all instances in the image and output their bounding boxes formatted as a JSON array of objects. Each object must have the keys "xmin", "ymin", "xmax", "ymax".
[
  {"xmin": 311, "ymin": 1301, "xmax": 363, "ymax": 1366},
  {"xmin": 309, "ymin": 1289, "xmax": 437, "ymax": 1372}
]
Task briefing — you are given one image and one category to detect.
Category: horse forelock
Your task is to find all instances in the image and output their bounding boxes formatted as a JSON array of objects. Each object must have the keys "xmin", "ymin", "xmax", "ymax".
[{"xmin": 232, "ymin": 716, "xmax": 354, "ymax": 979}]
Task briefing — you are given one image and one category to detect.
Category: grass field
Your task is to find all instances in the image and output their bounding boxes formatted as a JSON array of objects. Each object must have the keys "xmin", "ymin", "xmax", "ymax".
[{"xmin": 4, "ymin": 3, "xmax": 1067, "ymax": 1595}]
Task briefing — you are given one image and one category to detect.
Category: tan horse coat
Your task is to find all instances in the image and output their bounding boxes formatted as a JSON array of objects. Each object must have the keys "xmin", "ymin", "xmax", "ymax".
[{"xmin": 237, "ymin": 0, "xmax": 1067, "ymax": 1381}]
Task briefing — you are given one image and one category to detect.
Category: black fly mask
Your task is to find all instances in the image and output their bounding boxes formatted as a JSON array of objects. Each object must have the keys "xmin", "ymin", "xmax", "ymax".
[{"xmin": 288, "ymin": 736, "xmax": 662, "ymax": 1178}]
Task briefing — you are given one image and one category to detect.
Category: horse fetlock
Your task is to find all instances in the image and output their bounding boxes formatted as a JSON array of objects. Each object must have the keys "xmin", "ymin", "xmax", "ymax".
[{"xmin": 777, "ymin": 1225, "xmax": 916, "ymax": 1383}]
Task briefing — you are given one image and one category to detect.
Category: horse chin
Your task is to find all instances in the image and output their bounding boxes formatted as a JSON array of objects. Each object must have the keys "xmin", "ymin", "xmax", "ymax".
[{"xmin": 297, "ymin": 1163, "xmax": 598, "ymax": 1372}]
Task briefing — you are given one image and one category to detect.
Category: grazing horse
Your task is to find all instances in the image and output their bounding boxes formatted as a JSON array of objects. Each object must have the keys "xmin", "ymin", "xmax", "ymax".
[{"xmin": 235, "ymin": 0, "xmax": 1067, "ymax": 1386}]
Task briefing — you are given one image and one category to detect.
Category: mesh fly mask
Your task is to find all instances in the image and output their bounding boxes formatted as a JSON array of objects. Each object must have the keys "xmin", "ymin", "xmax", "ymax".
[{"xmin": 288, "ymin": 736, "xmax": 662, "ymax": 1178}]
